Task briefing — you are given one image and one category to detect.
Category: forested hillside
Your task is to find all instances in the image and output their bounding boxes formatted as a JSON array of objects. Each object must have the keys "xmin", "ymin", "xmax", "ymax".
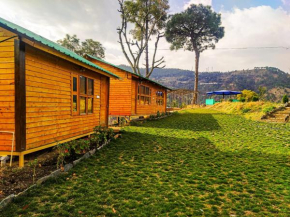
[{"xmin": 120, "ymin": 65, "xmax": 290, "ymax": 102}]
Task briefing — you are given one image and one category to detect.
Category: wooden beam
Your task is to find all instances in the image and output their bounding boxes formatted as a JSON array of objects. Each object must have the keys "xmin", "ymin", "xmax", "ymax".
[{"xmin": 14, "ymin": 39, "xmax": 26, "ymax": 152}]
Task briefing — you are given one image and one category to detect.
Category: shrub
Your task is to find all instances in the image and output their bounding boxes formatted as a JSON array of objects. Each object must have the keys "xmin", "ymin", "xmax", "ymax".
[
  {"xmin": 242, "ymin": 108, "xmax": 251, "ymax": 113},
  {"xmin": 282, "ymin": 95, "xmax": 289, "ymax": 104},
  {"xmin": 263, "ymin": 106, "xmax": 276, "ymax": 114},
  {"xmin": 56, "ymin": 125, "xmax": 115, "ymax": 169},
  {"xmin": 229, "ymin": 99, "xmax": 233, "ymax": 102},
  {"xmin": 120, "ymin": 117, "xmax": 126, "ymax": 127},
  {"xmin": 56, "ymin": 142, "xmax": 71, "ymax": 169},
  {"xmin": 237, "ymin": 90, "xmax": 259, "ymax": 102},
  {"xmin": 90, "ymin": 134, "xmax": 101, "ymax": 148},
  {"xmin": 157, "ymin": 111, "xmax": 161, "ymax": 117},
  {"xmin": 239, "ymin": 97, "xmax": 246, "ymax": 102},
  {"xmin": 252, "ymin": 96, "xmax": 259, "ymax": 102},
  {"xmin": 94, "ymin": 126, "xmax": 115, "ymax": 144},
  {"xmin": 180, "ymin": 103, "xmax": 187, "ymax": 108}
]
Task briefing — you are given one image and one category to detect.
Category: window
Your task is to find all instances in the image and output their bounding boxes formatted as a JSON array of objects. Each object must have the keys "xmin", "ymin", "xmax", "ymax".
[
  {"xmin": 72, "ymin": 75, "xmax": 94, "ymax": 115},
  {"xmin": 156, "ymin": 91, "xmax": 164, "ymax": 106},
  {"xmin": 138, "ymin": 85, "xmax": 151, "ymax": 105}
]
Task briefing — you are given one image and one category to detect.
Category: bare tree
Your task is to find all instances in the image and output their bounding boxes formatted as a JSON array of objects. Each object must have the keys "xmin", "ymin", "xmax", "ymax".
[{"xmin": 117, "ymin": 0, "xmax": 169, "ymax": 78}]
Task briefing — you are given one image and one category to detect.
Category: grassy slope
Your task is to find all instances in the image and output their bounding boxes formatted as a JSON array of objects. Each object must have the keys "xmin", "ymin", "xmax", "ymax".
[
  {"xmin": 2, "ymin": 109, "xmax": 290, "ymax": 216},
  {"xmin": 209, "ymin": 101, "xmax": 283, "ymax": 121}
]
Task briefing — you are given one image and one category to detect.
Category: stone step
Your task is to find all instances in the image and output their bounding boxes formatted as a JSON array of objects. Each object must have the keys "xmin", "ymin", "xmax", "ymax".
[
  {"xmin": 277, "ymin": 111, "xmax": 290, "ymax": 114},
  {"xmin": 273, "ymin": 114, "xmax": 288, "ymax": 118},
  {"xmin": 264, "ymin": 119, "xmax": 286, "ymax": 123}
]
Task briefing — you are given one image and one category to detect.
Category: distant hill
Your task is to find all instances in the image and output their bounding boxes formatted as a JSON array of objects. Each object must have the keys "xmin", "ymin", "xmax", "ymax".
[{"xmin": 119, "ymin": 65, "xmax": 290, "ymax": 103}]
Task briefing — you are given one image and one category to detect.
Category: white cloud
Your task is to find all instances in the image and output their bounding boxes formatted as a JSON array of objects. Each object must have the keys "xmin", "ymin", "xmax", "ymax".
[
  {"xmin": 184, "ymin": 0, "xmax": 212, "ymax": 9},
  {"xmin": 282, "ymin": 0, "xmax": 290, "ymax": 6},
  {"xmin": 158, "ymin": 6, "xmax": 290, "ymax": 73},
  {"xmin": 0, "ymin": 1, "xmax": 289, "ymax": 74}
]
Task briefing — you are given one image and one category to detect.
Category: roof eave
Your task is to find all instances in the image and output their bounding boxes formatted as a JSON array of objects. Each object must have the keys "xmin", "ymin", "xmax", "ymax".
[{"xmin": 0, "ymin": 21, "xmax": 120, "ymax": 79}]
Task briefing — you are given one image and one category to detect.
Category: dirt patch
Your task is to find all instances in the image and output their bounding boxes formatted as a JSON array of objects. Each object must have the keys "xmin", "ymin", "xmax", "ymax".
[{"xmin": 0, "ymin": 149, "xmax": 58, "ymax": 199}]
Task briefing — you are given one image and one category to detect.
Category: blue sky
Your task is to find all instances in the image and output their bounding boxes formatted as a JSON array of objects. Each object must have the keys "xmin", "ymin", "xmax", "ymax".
[
  {"xmin": 170, "ymin": 0, "xmax": 290, "ymax": 12},
  {"xmin": 213, "ymin": 0, "xmax": 287, "ymax": 11}
]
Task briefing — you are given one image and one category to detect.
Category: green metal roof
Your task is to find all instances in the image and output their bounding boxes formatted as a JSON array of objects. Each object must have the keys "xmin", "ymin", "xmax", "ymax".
[
  {"xmin": 86, "ymin": 54, "xmax": 172, "ymax": 90},
  {"xmin": 0, "ymin": 17, "xmax": 119, "ymax": 79}
]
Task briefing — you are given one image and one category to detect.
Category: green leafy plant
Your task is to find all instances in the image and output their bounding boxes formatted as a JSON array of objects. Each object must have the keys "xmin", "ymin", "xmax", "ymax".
[
  {"xmin": 237, "ymin": 90, "xmax": 259, "ymax": 102},
  {"xmin": 90, "ymin": 134, "xmax": 101, "ymax": 148},
  {"xmin": 180, "ymin": 103, "xmax": 187, "ymax": 109},
  {"xmin": 263, "ymin": 106, "xmax": 276, "ymax": 114},
  {"xmin": 56, "ymin": 143, "xmax": 71, "ymax": 169},
  {"xmin": 157, "ymin": 111, "xmax": 161, "ymax": 117},
  {"xmin": 120, "ymin": 117, "xmax": 127, "ymax": 127},
  {"xmin": 28, "ymin": 159, "xmax": 38, "ymax": 184},
  {"xmin": 239, "ymin": 97, "xmax": 246, "ymax": 102},
  {"xmin": 242, "ymin": 108, "xmax": 251, "ymax": 113},
  {"xmin": 282, "ymin": 95, "xmax": 289, "ymax": 104},
  {"xmin": 94, "ymin": 126, "xmax": 115, "ymax": 145}
]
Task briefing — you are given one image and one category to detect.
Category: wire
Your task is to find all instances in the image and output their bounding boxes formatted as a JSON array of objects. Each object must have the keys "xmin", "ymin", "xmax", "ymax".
[{"xmin": 154, "ymin": 46, "xmax": 290, "ymax": 50}]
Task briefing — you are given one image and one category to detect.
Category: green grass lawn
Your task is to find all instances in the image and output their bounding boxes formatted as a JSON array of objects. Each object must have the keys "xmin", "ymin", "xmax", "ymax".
[{"xmin": 2, "ymin": 109, "xmax": 290, "ymax": 216}]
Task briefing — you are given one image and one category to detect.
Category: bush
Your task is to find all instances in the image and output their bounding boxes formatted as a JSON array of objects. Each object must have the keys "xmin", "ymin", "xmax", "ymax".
[
  {"xmin": 282, "ymin": 95, "xmax": 289, "ymax": 104},
  {"xmin": 229, "ymin": 99, "xmax": 233, "ymax": 102},
  {"xmin": 94, "ymin": 126, "xmax": 115, "ymax": 144},
  {"xmin": 240, "ymin": 97, "xmax": 246, "ymax": 102},
  {"xmin": 237, "ymin": 90, "xmax": 259, "ymax": 102},
  {"xmin": 242, "ymin": 108, "xmax": 251, "ymax": 113},
  {"xmin": 157, "ymin": 111, "xmax": 161, "ymax": 117},
  {"xmin": 56, "ymin": 125, "xmax": 115, "ymax": 169},
  {"xmin": 180, "ymin": 103, "xmax": 187, "ymax": 108},
  {"xmin": 263, "ymin": 106, "xmax": 276, "ymax": 114},
  {"xmin": 252, "ymin": 96, "xmax": 259, "ymax": 102}
]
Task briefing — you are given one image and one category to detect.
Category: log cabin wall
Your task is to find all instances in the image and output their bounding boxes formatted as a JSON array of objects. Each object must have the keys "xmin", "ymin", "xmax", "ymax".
[
  {"xmin": 25, "ymin": 44, "xmax": 104, "ymax": 150},
  {"xmin": 86, "ymin": 60, "xmax": 132, "ymax": 116},
  {"xmin": 0, "ymin": 27, "xmax": 16, "ymax": 151},
  {"xmin": 133, "ymin": 79, "xmax": 167, "ymax": 115}
]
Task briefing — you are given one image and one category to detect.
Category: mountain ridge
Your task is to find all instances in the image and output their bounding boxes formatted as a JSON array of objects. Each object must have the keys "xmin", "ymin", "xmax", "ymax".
[{"xmin": 119, "ymin": 65, "xmax": 290, "ymax": 102}]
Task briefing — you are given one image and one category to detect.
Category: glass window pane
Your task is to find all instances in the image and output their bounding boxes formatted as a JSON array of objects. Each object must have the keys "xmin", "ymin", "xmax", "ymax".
[
  {"xmin": 80, "ymin": 97, "xmax": 86, "ymax": 114},
  {"xmin": 88, "ymin": 98, "xmax": 93, "ymax": 113},
  {"xmin": 88, "ymin": 79, "xmax": 94, "ymax": 95},
  {"xmin": 73, "ymin": 95, "xmax": 77, "ymax": 112},
  {"xmin": 80, "ymin": 76, "xmax": 87, "ymax": 94},
  {"xmin": 73, "ymin": 77, "xmax": 77, "ymax": 92}
]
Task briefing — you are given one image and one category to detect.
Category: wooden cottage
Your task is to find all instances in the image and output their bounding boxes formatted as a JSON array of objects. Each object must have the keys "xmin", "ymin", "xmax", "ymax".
[
  {"xmin": 85, "ymin": 55, "xmax": 171, "ymax": 120},
  {"xmin": 0, "ymin": 18, "xmax": 119, "ymax": 167}
]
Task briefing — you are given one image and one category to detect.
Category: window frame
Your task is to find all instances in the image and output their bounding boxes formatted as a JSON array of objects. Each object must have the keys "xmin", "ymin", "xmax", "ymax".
[
  {"xmin": 71, "ymin": 74, "xmax": 94, "ymax": 116},
  {"xmin": 156, "ymin": 90, "xmax": 165, "ymax": 106},
  {"xmin": 137, "ymin": 84, "xmax": 152, "ymax": 105}
]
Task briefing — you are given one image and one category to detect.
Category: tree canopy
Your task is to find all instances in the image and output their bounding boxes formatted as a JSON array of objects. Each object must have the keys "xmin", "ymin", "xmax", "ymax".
[
  {"xmin": 165, "ymin": 4, "xmax": 224, "ymax": 53},
  {"xmin": 57, "ymin": 34, "xmax": 105, "ymax": 59}
]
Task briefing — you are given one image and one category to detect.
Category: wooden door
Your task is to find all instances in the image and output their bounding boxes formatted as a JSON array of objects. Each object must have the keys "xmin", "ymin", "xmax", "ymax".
[
  {"xmin": 100, "ymin": 76, "xmax": 109, "ymax": 126},
  {"xmin": 131, "ymin": 80, "xmax": 137, "ymax": 115}
]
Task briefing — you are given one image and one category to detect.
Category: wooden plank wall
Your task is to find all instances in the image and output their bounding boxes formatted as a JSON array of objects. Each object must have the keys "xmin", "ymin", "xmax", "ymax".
[
  {"xmin": 0, "ymin": 27, "xmax": 16, "ymax": 151},
  {"xmin": 86, "ymin": 59, "xmax": 132, "ymax": 116},
  {"xmin": 134, "ymin": 79, "xmax": 167, "ymax": 115},
  {"xmin": 25, "ymin": 45, "xmax": 102, "ymax": 150}
]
